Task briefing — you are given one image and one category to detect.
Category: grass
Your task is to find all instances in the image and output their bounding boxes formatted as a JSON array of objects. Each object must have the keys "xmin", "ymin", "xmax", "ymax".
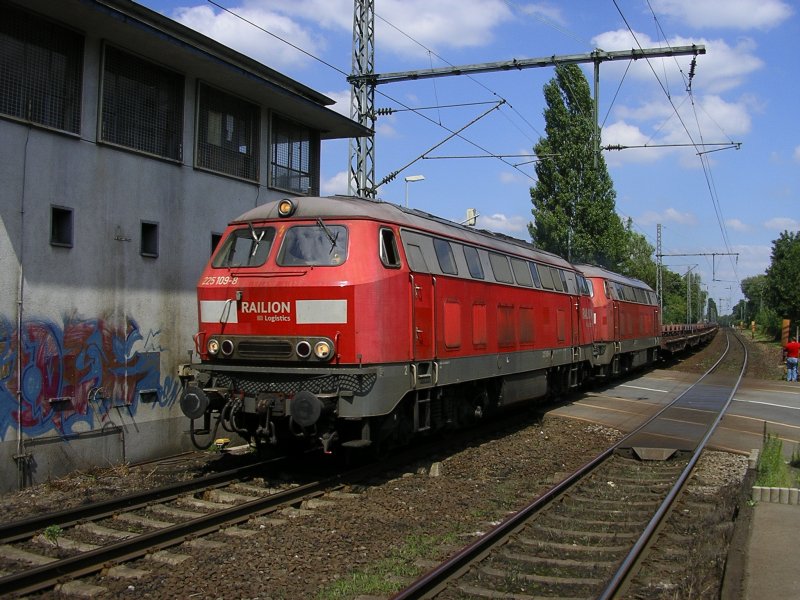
[
  {"xmin": 755, "ymin": 433, "xmax": 800, "ymax": 488},
  {"xmin": 315, "ymin": 533, "xmax": 456, "ymax": 599}
]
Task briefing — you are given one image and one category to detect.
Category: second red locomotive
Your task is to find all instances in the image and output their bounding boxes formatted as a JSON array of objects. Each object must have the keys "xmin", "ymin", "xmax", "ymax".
[{"xmin": 179, "ymin": 195, "xmax": 660, "ymax": 453}]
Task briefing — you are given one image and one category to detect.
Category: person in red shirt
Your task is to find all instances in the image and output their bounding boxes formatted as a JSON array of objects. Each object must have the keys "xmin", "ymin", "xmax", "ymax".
[{"xmin": 784, "ymin": 336, "xmax": 800, "ymax": 382}]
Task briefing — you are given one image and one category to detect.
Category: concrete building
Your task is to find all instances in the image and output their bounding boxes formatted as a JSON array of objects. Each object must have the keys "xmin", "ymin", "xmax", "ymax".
[{"xmin": 0, "ymin": 0, "xmax": 368, "ymax": 492}]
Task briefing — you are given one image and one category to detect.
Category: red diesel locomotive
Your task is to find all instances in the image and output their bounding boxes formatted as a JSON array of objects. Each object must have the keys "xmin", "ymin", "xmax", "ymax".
[{"xmin": 179, "ymin": 195, "xmax": 660, "ymax": 453}]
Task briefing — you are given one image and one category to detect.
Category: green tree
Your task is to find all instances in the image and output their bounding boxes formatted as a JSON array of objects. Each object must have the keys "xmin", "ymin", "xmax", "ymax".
[
  {"xmin": 741, "ymin": 274, "xmax": 767, "ymax": 320},
  {"xmin": 528, "ymin": 64, "xmax": 627, "ymax": 269},
  {"xmin": 620, "ymin": 219, "xmax": 656, "ymax": 287},
  {"xmin": 707, "ymin": 297, "xmax": 718, "ymax": 322},
  {"xmin": 764, "ymin": 231, "xmax": 800, "ymax": 331}
]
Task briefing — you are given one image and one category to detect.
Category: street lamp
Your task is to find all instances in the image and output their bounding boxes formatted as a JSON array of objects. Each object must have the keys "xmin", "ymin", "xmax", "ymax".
[{"xmin": 404, "ymin": 175, "xmax": 425, "ymax": 207}]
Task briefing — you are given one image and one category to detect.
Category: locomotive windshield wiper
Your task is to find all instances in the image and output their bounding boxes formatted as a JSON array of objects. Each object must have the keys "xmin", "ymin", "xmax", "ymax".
[
  {"xmin": 316, "ymin": 218, "xmax": 339, "ymax": 253},
  {"xmin": 248, "ymin": 221, "xmax": 265, "ymax": 257}
]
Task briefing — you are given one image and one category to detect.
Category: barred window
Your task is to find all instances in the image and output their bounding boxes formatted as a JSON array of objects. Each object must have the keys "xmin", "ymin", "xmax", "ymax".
[
  {"xmin": 0, "ymin": 2, "xmax": 83, "ymax": 133},
  {"xmin": 271, "ymin": 115, "xmax": 319, "ymax": 195},
  {"xmin": 196, "ymin": 82, "xmax": 259, "ymax": 181},
  {"xmin": 100, "ymin": 45, "xmax": 183, "ymax": 160}
]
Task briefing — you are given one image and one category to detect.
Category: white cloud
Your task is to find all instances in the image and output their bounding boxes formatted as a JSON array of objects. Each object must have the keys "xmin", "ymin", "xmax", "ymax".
[
  {"xmin": 478, "ymin": 213, "xmax": 529, "ymax": 235},
  {"xmin": 519, "ymin": 3, "xmax": 567, "ymax": 26},
  {"xmin": 794, "ymin": 146, "xmax": 800, "ymax": 163},
  {"xmin": 650, "ymin": 0, "xmax": 793, "ymax": 30},
  {"xmin": 637, "ymin": 208, "xmax": 697, "ymax": 226},
  {"xmin": 169, "ymin": 0, "xmax": 518, "ymax": 71},
  {"xmin": 763, "ymin": 217, "xmax": 800, "ymax": 231},
  {"xmin": 726, "ymin": 218, "xmax": 750, "ymax": 232},
  {"xmin": 172, "ymin": 4, "xmax": 323, "ymax": 69},
  {"xmin": 375, "ymin": 0, "xmax": 514, "ymax": 56},
  {"xmin": 602, "ymin": 120, "xmax": 669, "ymax": 165},
  {"xmin": 323, "ymin": 90, "xmax": 351, "ymax": 117},
  {"xmin": 592, "ymin": 31, "xmax": 763, "ymax": 95},
  {"xmin": 320, "ymin": 170, "xmax": 349, "ymax": 196},
  {"xmin": 499, "ymin": 170, "xmax": 529, "ymax": 185}
]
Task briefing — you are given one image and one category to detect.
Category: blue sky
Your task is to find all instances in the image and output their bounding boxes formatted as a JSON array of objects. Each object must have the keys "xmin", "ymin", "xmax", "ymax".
[{"xmin": 139, "ymin": 0, "xmax": 797, "ymax": 313}]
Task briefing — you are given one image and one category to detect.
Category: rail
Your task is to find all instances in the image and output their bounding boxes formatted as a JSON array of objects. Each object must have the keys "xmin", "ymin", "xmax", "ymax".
[{"xmin": 392, "ymin": 329, "xmax": 746, "ymax": 599}]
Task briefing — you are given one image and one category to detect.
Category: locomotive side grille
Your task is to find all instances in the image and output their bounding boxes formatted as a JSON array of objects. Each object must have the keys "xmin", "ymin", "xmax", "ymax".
[{"xmin": 237, "ymin": 340, "xmax": 293, "ymax": 358}]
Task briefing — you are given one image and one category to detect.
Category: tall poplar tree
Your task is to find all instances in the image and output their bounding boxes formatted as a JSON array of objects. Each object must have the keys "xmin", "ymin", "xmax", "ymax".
[{"xmin": 528, "ymin": 64, "xmax": 627, "ymax": 269}]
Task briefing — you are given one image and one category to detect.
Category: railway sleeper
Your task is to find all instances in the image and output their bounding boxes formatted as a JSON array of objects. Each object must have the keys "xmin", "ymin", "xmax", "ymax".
[{"xmin": 478, "ymin": 564, "xmax": 605, "ymax": 586}]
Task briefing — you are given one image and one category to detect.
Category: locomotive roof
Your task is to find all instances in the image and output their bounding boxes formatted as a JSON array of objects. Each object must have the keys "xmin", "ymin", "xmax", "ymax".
[
  {"xmin": 233, "ymin": 195, "xmax": 574, "ymax": 269},
  {"xmin": 574, "ymin": 263, "xmax": 654, "ymax": 291}
]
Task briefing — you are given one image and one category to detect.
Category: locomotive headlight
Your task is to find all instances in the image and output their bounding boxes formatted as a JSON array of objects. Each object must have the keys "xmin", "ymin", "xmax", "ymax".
[
  {"xmin": 296, "ymin": 340, "xmax": 312, "ymax": 359},
  {"xmin": 207, "ymin": 339, "xmax": 220, "ymax": 355},
  {"xmin": 278, "ymin": 198, "xmax": 296, "ymax": 217},
  {"xmin": 314, "ymin": 340, "xmax": 333, "ymax": 360}
]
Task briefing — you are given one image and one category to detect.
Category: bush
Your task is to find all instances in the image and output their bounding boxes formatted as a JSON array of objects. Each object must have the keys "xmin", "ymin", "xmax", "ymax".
[{"xmin": 756, "ymin": 434, "xmax": 795, "ymax": 488}]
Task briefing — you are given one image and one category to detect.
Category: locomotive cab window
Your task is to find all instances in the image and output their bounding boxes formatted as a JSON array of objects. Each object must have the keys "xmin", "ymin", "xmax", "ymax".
[
  {"xmin": 213, "ymin": 226, "xmax": 275, "ymax": 267},
  {"xmin": 379, "ymin": 228, "xmax": 401, "ymax": 268},
  {"xmin": 277, "ymin": 223, "xmax": 348, "ymax": 266}
]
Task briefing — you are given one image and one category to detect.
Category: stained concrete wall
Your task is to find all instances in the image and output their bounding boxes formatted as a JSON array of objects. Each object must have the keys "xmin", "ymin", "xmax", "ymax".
[{"xmin": 0, "ymin": 0, "xmax": 351, "ymax": 493}]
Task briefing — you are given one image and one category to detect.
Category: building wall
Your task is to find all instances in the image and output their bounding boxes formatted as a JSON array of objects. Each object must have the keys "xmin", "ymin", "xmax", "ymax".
[{"xmin": 0, "ymin": 3, "xmax": 324, "ymax": 492}]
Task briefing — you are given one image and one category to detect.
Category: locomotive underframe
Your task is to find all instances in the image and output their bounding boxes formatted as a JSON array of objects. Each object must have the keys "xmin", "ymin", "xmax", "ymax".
[{"xmin": 180, "ymin": 337, "xmax": 661, "ymax": 453}]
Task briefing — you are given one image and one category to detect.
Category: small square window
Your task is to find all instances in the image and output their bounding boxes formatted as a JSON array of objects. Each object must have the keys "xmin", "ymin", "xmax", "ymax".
[
  {"xmin": 50, "ymin": 206, "xmax": 73, "ymax": 247},
  {"xmin": 141, "ymin": 221, "xmax": 159, "ymax": 258}
]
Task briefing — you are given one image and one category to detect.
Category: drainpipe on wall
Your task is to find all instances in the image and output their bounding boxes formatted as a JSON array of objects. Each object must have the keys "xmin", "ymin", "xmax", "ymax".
[
  {"xmin": 14, "ymin": 128, "xmax": 31, "ymax": 490},
  {"xmin": 15, "ymin": 264, "xmax": 27, "ymax": 490}
]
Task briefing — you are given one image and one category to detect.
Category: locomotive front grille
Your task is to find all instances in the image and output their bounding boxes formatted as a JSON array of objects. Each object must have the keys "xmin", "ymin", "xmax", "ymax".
[
  {"xmin": 216, "ymin": 373, "xmax": 377, "ymax": 396},
  {"xmin": 237, "ymin": 340, "xmax": 293, "ymax": 358}
]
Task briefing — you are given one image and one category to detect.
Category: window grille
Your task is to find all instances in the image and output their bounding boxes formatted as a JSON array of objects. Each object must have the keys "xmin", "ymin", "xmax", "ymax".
[
  {"xmin": 271, "ymin": 115, "xmax": 319, "ymax": 195},
  {"xmin": 196, "ymin": 82, "xmax": 259, "ymax": 181},
  {"xmin": 101, "ymin": 45, "xmax": 183, "ymax": 160},
  {"xmin": 0, "ymin": 2, "xmax": 83, "ymax": 133}
]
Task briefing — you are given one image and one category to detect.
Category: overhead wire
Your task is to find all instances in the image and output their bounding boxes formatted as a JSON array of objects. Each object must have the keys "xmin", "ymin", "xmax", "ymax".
[
  {"xmin": 204, "ymin": 0, "xmax": 539, "ymax": 181},
  {"xmin": 615, "ymin": 0, "xmax": 741, "ymax": 289},
  {"xmin": 205, "ymin": 0, "xmax": 740, "ymax": 291}
]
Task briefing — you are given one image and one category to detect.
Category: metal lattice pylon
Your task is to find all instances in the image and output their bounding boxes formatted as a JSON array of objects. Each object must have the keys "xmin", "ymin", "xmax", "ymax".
[{"xmin": 348, "ymin": 0, "xmax": 375, "ymax": 198}]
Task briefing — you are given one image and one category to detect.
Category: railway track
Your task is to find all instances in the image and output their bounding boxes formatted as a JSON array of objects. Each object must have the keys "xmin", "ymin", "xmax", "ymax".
[
  {"xmin": 0, "ymin": 411, "xmax": 541, "ymax": 598},
  {"xmin": 393, "ymin": 330, "xmax": 747, "ymax": 600},
  {"xmin": 0, "ymin": 454, "xmax": 372, "ymax": 597}
]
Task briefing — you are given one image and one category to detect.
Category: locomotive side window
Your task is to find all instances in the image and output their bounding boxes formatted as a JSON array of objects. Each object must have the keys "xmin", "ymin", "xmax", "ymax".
[
  {"xmin": 624, "ymin": 285, "xmax": 636, "ymax": 302},
  {"xmin": 560, "ymin": 270, "xmax": 572, "ymax": 293},
  {"xmin": 406, "ymin": 244, "xmax": 430, "ymax": 273},
  {"xmin": 577, "ymin": 275, "xmax": 590, "ymax": 295},
  {"xmin": 551, "ymin": 268, "xmax": 564, "ymax": 292},
  {"xmin": 212, "ymin": 226, "xmax": 275, "ymax": 267},
  {"xmin": 433, "ymin": 238, "xmax": 458, "ymax": 275},
  {"xmin": 463, "ymin": 246, "xmax": 484, "ymax": 279},
  {"xmin": 488, "ymin": 252, "xmax": 514, "ymax": 284},
  {"xmin": 529, "ymin": 263, "xmax": 542, "ymax": 288},
  {"xmin": 277, "ymin": 224, "xmax": 348, "ymax": 266},
  {"xmin": 379, "ymin": 228, "xmax": 401, "ymax": 268},
  {"xmin": 510, "ymin": 258, "xmax": 533, "ymax": 287},
  {"xmin": 539, "ymin": 265, "xmax": 555, "ymax": 290}
]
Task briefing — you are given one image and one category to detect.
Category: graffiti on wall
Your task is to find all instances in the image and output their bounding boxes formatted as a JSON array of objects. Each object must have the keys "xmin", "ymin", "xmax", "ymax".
[{"xmin": 0, "ymin": 314, "xmax": 180, "ymax": 440}]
